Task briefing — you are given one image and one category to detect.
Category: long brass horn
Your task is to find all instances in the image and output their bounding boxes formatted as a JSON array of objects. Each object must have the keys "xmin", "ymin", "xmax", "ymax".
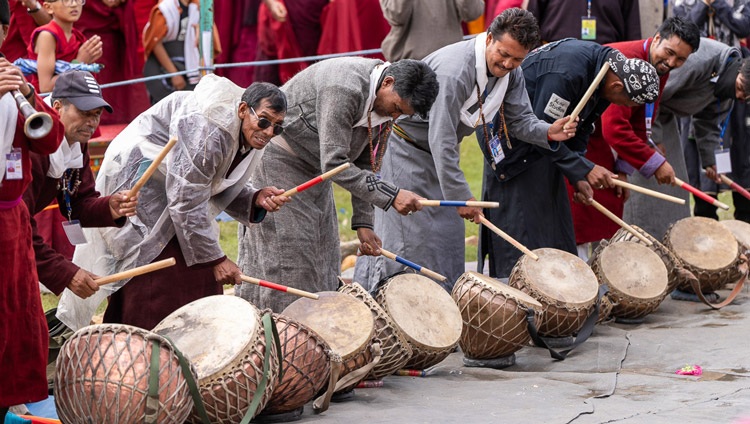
[{"xmin": 12, "ymin": 89, "xmax": 54, "ymax": 139}]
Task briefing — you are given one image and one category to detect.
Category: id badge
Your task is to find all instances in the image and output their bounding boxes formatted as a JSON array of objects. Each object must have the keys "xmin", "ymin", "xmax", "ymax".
[
  {"xmin": 581, "ymin": 17, "xmax": 597, "ymax": 40},
  {"xmin": 5, "ymin": 148, "xmax": 22, "ymax": 180},
  {"xmin": 715, "ymin": 149, "xmax": 732, "ymax": 174},
  {"xmin": 489, "ymin": 133, "xmax": 505, "ymax": 164},
  {"xmin": 62, "ymin": 220, "xmax": 88, "ymax": 245}
]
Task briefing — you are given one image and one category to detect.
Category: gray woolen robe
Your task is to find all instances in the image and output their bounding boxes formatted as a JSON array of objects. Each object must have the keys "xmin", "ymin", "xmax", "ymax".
[
  {"xmin": 353, "ymin": 38, "xmax": 550, "ymax": 292},
  {"xmin": 236, "ymin": 58, "xmax": 400, "ymax": 312}
]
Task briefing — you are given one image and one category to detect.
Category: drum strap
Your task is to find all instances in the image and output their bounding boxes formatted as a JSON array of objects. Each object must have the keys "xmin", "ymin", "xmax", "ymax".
[
  {"xmin": 526, "ymin": 284, "xmax": 609, "ymax": 360},
  {"xmin": 687, "ymin": 262, "xmax": 748, "ymax": 310},
  {"xmin": 239, "ymin": 313, "xmax": 282, "ymax": 424},
  {"xmin": 159, "ymin": 338, "xmax": 212, "ymax": 424}
]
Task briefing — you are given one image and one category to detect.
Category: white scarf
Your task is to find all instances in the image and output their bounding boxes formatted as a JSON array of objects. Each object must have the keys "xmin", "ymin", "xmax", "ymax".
[
  {"xmin": 158, "ymin": 0, "xmax": 200, "ymax": 84},
  {"xmin": 355, "ymin": 62, "xmax": 393, "ymax": 128},
  {"xmin": 44, "ymin": 97, "xmax": 83, "ymax": 178},
  {"xmin": 0, "ymin": 93, "xmax": 18, "ymax": 181},
  {"xmin": 460, "ymin": 33, "xmax": 510, "ymax": 128}
]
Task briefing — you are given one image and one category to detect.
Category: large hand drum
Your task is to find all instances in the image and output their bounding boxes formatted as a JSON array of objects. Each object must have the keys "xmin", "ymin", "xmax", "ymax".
[
  {"xmin": 375, "ymin": 273, "xmax": 463, "ymax": 370},
  {"xmin": 452, "ymin": 272, "xmax": 543, "ymax": 368},
  {"xmin": 153, "ymin": 296, "xmax": 280, "ymax": 424},
  {"xmin": 339, "ymin": 282, "xmax": 413, "ymax": 379},
  {"xmin": 590, "ymin": 241, "xmax": 668, "ymax": 323},
  {"xmin": 509, "ymin": 248, "xmax": 599, "ymax": 339},
  {"xmin": 664, "ymin": 217, "xmax": 742, "ymax": 293},
  {"xmin": 721, "ymin": 220, "xmax": 750, "ymax": 255},
  {"xmin": 54, "ymin": 324, "xmax": 195, "ymax": 424},
  {"xmin": 610, "ymin": 225, "xmax": 684, "ymax": 295}
]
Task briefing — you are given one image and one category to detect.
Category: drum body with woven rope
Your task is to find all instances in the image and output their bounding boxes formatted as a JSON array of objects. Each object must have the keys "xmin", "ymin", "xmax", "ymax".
[
  {"xmin": 721, "ymin": 220, "xmax": 750, "ymax": 255},
  {"xmin": 153, "ymin": 295, "xmax": 279, "ymax": 424},
  {"xmin": 259, "ymin": 313, "xmax": 331, "ymax": 416},
  {"xmin": 452, "ymin": 271, "xmax": 543, "ymax": 360},
  {"xmin": 338, "ymin": 282, "xmax": 413, "ymax": 379},
  {"xmin": 590, "ymin": 241, "xmax": 668, "ymax": 322},
  {"xmin": 664, "ymin": 217, "xmax": 741, "ymax": 293},
  {"xmin": 375, "ymin": 273, "xmax": 463, "ymax": 370},
  {"xmin": 54, "ymin": 324, "xmax": 195, "ymax": 424},
  {"xmin": 508, "ymin": 248, "xmax": 598, "ymax": 338},
  {"xmin": 282, "ymin": 291, "xmax": 375, "ymax": 393}
]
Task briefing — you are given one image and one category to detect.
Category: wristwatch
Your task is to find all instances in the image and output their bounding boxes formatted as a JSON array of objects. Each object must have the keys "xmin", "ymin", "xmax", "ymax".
[
  {"xmin": 27, "ymin": 1, "xmax": 41, "ymax": 13},
  {"xmin": 23, "ymin": 83, "xmax": 35, "ymax": 100}
]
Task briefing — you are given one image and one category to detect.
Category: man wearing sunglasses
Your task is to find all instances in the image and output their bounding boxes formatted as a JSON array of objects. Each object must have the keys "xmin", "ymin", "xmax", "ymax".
[
  {"xmin": 57, "ymin": 75, "xmax": 291, "ymax": 331},
  {"xmin": 236, "ymin": 57, "xmax": 439, "ymax": 314}
]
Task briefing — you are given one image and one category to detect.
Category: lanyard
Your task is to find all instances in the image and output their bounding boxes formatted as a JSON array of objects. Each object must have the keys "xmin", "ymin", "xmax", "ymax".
[
  {"xmin": 587, "ymin": 0, "xmax": 592, "ymax": 18},
  {"xmin": 645, "ymin": 102, "xmax": 657, "ymax": 147},
  {"xmin": 718, "ymin": 101, "xmax": 732, "ymax": 149}
]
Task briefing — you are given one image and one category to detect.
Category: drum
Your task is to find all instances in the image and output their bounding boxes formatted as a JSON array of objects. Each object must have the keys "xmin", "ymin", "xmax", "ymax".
[
  {"xmin": 452, "ymin": 272, "xmax": 543, "ymax": 366},
  {"xmin": 721, "ymin": 220, "xmax": 750, "ymax": 254},
  {"xmin": 54, "ymin": 324, "xmax": 195, "ymax": 424},
  {"xmin": 338, "ymin": 282, "xmax": 413, "ymax": 379},
  {"xmin": 259, "ymin": 314, "xmax": 331, "ymax": 417},
  {"xmin": 282, "ymin": 291, "xmax": 375, "ymax": 393},
  {"xmin": 375, "ymin": 273, "xmax": 463, "ymax": 370},
  {"xmin": 508, "ymin": 248, "xmax": 599, "ymax": 338},
  {"xmin": 664, "ymin": 217, "xmax": 742, "ymax": 293},
  {"xmin": 590, "ymin": 241, "xmax": 668, "ymax": 322},
  {"xmin": 153, "ymin": 295, "xmax": 280, "ymax": 424}
]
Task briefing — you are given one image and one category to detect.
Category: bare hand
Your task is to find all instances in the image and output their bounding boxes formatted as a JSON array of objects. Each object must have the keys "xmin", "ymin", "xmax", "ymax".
[
  {"xmin": 654, "ymin": 161, "xmax": 676, "ymax": 185},
  {"xmin": 457, "ymin": 197, "xmax": 482, "ymax": 223},
  {"xmin": 109, "ymin": 191, "xmax": 138, "ymax": 219},
  {"xmin": 392, "ymin": 189, "xmax": 423, "ymax": 215},
  {"xmin": 0, "ymin": 58, "xmax": 27, "ymax": 97},
  {"xmin": 255, "ymin": 186, "xmax": 289, "ymax": 212},
  {"xmin": 586, "ymin": 165, "xmax": 616, "ymax": 189},
  {"xmin": 573, "ymin": 180, "xmax": 594, "ymax": 205},
  {"xmin": 547, "ymin": 116, "xmax": 578, "ymax": 142},
  {"xmin": 171, "ymin": 75, "xmax": 187, "ymax": 91},
  {"xmin": 68, "ymin": 268, "xmax": 100, "ymax": 299},
  {"xmin": 655, "ymin": 142, "xmax": 667, "ymax": 156},
  {"xmin": 76, "ymin": 35, "xmax": 103, "ymax": 64},
  {"xmin": 267, "ymin": 0, "xmax": 287, "ymax": 21},
  {"xmin": 356, "ymin": 228, "xmax": 382, "ymax": 256},
  {"xmin": 213, "ymin": 258, "xmax": 241, "ymax": 285},
  {"xmin": 615, "ymin": 173, "xmax": 630, "ymax": 201},
  {"xmin": 705, "ymin": 165, "xmax": 721, "ymax": 183}
]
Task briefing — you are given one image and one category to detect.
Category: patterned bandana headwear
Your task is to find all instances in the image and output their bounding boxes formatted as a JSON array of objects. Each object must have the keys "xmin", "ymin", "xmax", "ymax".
[{"xmin": 606, "ymin": 49, "xmax": 660, "ymax": 104}]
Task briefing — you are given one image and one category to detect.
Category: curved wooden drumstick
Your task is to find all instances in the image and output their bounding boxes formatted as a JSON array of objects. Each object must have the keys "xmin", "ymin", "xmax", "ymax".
[
  {"xmin": 477, "ymin": 215, "xmax": 539, "ymax": 260},
  {"xmin": 609, "ymin": 179, "xmax": 685, "ymax": 204},
  {"xmin": 674, "ymin": 177, "xmax": 730, "ymax": 210},
  {"xmin": 379, "ymin": 248, "xmax": 447, "ymax": 282},
  {"xmin": 419, "ymin": 200, "xmax": 500, "ymax": 208},
  {"xmin": 283, "ymin": 163, "xmax": 351, "ymax": 198},
  {"xmin": 240, "ymin": 275, "xmax": 320, "ymax": 300},
  {"xmin": 95, "ymin": 258, "xmax": 177, "ymax": 286},
  {"xmin": 128, "ymin": 137, "xmax": 177, "ymax": 198},
  {"xmin": 589, "ymin": 200, "xmax": 653, "ymax": 246},
  {"xmin": 719, "ymin": 174, "xmax": 750, "ymax": 202},
  {"xmin": 568, "ymin": 63, "xmax": 610, "ymax": 124}
]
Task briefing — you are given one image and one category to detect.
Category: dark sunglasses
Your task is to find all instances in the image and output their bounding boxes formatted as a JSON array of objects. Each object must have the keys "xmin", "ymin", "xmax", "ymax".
[{"xmin": 251, "ymin": 106, "xmax": 284, "ymax": 136}]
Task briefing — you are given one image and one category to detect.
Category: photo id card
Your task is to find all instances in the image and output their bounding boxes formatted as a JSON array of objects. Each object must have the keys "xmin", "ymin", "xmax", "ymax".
[
  {"xmin": 5, "ymin": 148, "xmax": 22, "ymax": 180},
  {"xmin": 715, "ymin": 149, "xmax": 732, "ymax": 174},
  {"xmin": 62, "ymin": 220, "xmax": 88, "ymax": 245},
  {"xmin": 581, "ymin": 17, "xmax": 597, "ymax": 40},
  {"xmin": 489, "ymin": 133, "xmax": 505, "ymax": 164}
]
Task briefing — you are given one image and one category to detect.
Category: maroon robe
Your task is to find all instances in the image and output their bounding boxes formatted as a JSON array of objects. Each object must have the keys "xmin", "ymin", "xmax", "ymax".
[
  {"xmin": 317, "ymin": 0, "xmax": 389, "ymax": 60},
  {"xmin": 1, "ymin": 0, "xmax": 44, "ymax": 62},
  {"xmin": 27, "ymin": 20, "xmax": 86, "ymax": 91},
  {"xmin": 215, "ymin": 0, "xmax": 259, "ymax": 87}
]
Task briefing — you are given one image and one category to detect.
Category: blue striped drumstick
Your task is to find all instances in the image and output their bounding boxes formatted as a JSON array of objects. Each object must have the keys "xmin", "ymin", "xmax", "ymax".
[
  {"xmin": 418, "ymin": 200, "xmax": 499, "ymax": 208},
  {"xmin": 379, "ymin": 248, "xmax": 447, "ymax": 282}
]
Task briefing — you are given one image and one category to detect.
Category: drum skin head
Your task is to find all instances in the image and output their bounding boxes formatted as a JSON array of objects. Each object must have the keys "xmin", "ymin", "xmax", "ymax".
[
  {"xmin": 522, "ymin": 248, "xmax": 598, "ymax": 306},
  {"xmin": 600, "ymin": 242, "xmax": 667, "ymax": 299},
  {"xmin": 669, "ymin": 217, "xmax": 738, "ymax": 270},
  {"xmin": 382, "ymin": 274, "xmax": 463, "ymax": 350},
  {"xmin": 721, "ymin": 220, "xmax": 750, "ymax": 250},
  {"xmin": 463, "ymin": 271, "xmax": 542, "ymax": 309},
  {"xmin": 153, "ymin": 295, "xmax": 259, "ymax": 379},
  {"xmin": 282, "ymin": 291, "xmax": 373, "ymax": 359}
]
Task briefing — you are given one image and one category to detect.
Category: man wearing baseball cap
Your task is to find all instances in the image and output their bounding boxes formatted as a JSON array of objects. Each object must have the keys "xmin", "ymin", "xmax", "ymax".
[{"xmin": 23, "ymin": 70, "xmax": 138, "ymax": 303}]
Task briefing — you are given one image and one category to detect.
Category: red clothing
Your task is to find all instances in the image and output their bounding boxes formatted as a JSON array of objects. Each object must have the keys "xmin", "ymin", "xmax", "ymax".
[
  {"xmin": 0, "ymin": 93, "xmax": 64, "ymax": 407},
  {"xmin": 27, "ymin": 20, "xmax": 87, "ymax": 91},
  {"xmin": 484, "ymin": 0, "xmax": 524, "ymax": 30},
  {"xmin": 317, "ymin": 0, "xmax": 389, "ymax": 60},
  {"xmin": 23, "ymin": 144, "xmax": 123, "ymax": 296},
  {"xmin": 215, "ymin": 0, "xmax": 259, "ymax": 87},
  {"xmin": 134, "ymin": 0, "xmax": 158, "ymax": 59},
  {"xmin": 1, "ymin": 0, "xmax": 44, "ymax": 62},
  {"xmin": 569, "ymin": 38, "xmax": 668, "ymax": 244}
]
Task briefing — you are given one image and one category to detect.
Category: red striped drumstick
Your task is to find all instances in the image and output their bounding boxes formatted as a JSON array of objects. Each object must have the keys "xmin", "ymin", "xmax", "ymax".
[
  {"xmin": 240, "ymin": 275, "xmax": 319, "ymax": 300},
  {"xmin": 719, "ymin": 174, "xmax": 750, "ymax": 202},
  {"xmin": 675, "ymin": 177, "xmax": 730, "ymax": 210},
  {"xmin": 282, "ymin": 163, "xmax": 351, "ymax": 197}
]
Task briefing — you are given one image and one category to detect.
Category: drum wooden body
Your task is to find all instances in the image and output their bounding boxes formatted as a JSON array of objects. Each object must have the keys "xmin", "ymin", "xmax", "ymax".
[
  {"xmin": 261, "ymin": 314, "xmax": 330, "ymax": 415},
  {"xmin": 375, "ymin": 274, "xmax": 463, "ymax": 370},
  {"xmin": 282, "ymin": 292, "xmax": 374, "ymax": 392},
  {"xmin": 54, "ymin": 324, "xmax": 194, "ymax": 424},
  {"xmin": 610, "ymin": 225, "xmax": 684, "ymax": 295},
  {"xmin": 153, "ymin": 296, "xmax": 279, "ymax": 424},
  {"xmin": 452, "ymin": 272, "xmax": 543, "ymax": 359},
  {"xmin": 664, "ymin": 217, "xmax": 741, "ymax": 293},
  {"xmin": 339, "ymin": 282, "xmax": 413, "ymax": 379},
  {"xmin": 509, "ymin": 248, "xmax": 598, "ymax": 338},
  {"xmin": 721, "ymin": 220, "xmax": 750, "ymax": 254},
  {"xmin": 590, "ymin": 241, "xmax": 668, "ymax": 321}
]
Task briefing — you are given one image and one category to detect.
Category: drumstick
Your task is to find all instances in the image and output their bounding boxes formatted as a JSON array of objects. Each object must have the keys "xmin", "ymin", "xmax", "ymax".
[
  {"xmin": 240, "ymin": 275, "xmax": 320, "ymax": 300},
  {"xmin": 419, "ymin": 200, "xmax": 500, "ymax": 208},
  {"xmin": 378, "ymin": 248, "xmax": 447, "ymax": 282},
  {"xmin": 568, "ymin": 63, "xmax": 610, "ymax": 124},
  {"xmin": 719, "ymin": 174, "xmax": 750, "ymax": 202},
  {"xmin": 589, "ymin": 200, "xmax": 653, "ymax": 246},
  {"xmin": 674, "ymin": 177, "xmax": 730, "ymax": 210},
  {"xmin": 128, "ymin": 137, "xmax": 177, "ymax": 198},
  {"xmin": 94, "ymin": 258, "xmax": 177, "ymax": 286},
  {"xmin": 282, "ymin": 163, "xmax": 351, "ymax": 197},
  {"xmin": 477, "ymin": 215, "xmax": 540, "ymax": 261},
  {"xmin": 609, "ymin": 179, "xmax": 685, "ymax": 204}
]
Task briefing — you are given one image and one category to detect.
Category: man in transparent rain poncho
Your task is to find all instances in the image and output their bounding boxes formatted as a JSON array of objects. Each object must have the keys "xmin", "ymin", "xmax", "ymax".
[{"xmin": 57, "ymin": 75, "xmax": 290, "ymax": 331}]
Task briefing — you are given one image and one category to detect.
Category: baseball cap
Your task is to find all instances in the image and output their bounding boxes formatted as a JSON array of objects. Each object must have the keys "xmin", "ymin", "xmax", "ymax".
[
  {"xmin": 606, "ymin": 49, "xmax": 660, "ymax": 105},
  {"xmin": 52, "ymin": 70, "xmax": 113, "ymax": 113}
]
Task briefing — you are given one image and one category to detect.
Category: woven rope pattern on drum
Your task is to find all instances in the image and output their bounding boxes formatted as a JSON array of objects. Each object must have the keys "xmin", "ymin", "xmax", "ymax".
[
  {"xmin": 451, "ymin": 277, "xmax": 541, "ymax": 360},
  {"xmin": 338, "ymin": 283, "xmax": 413, "ymax": 379},
  {"xmin": 54, "ymin": 325, "xmax": 194, "ymax": 424},
  {"xmin": 262, "ymin": 314, "xmax": 331, "ymax": 415}
]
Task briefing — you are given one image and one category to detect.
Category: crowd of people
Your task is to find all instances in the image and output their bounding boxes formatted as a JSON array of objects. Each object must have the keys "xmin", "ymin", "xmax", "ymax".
[{"xmin": 4, "ymin": 0, "xmax": 750, "ymax": 421}]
